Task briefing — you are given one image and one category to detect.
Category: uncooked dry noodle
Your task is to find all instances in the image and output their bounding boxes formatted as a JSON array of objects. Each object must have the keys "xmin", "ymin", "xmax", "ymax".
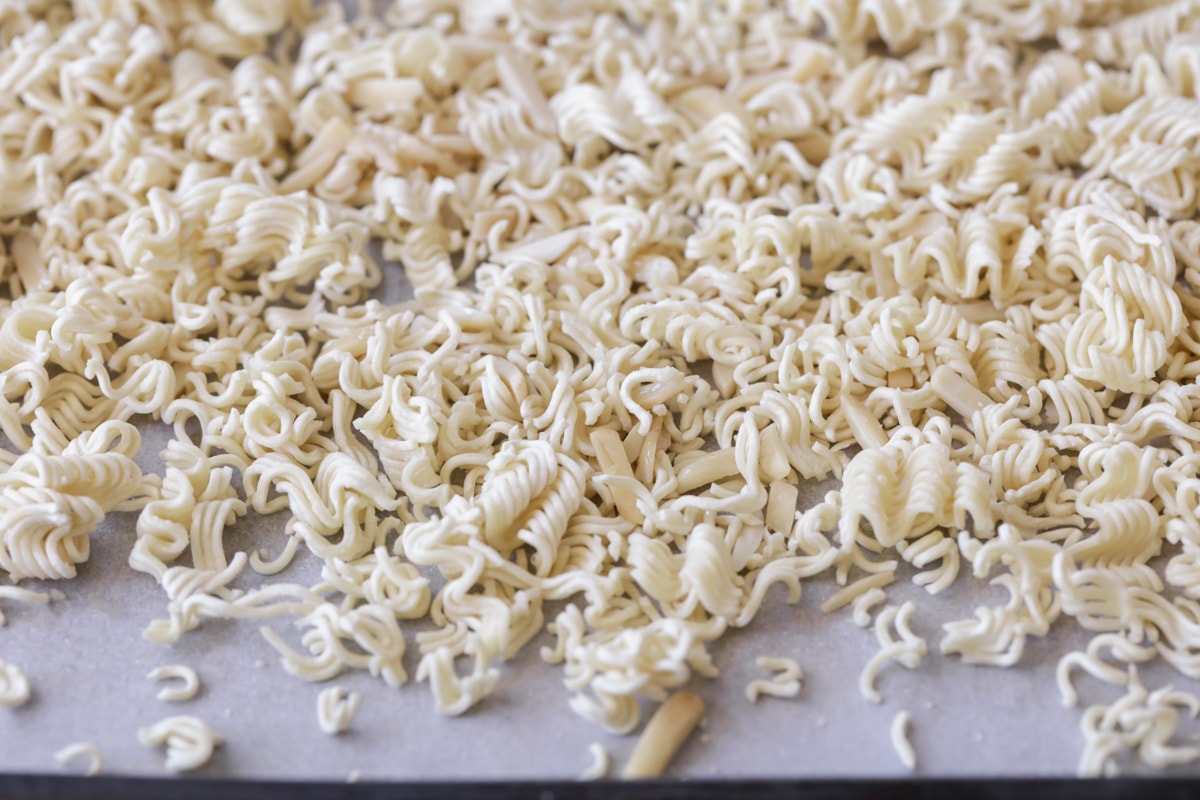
[
  {"xmin": 147, "ymin": 665, "xmax": 201, "ymax": 703},
  {"xmin": 53, "ymin": 743, "xmax": 103, "ymax": 777},
  {"xmin": 316, "ymin": 686, "xmax": 361, "ymax": 735},
  {"xmin": 0, "ymin": 0, "xmax": 1197, "ymax": 780},
  {"xmin": 891, "ymin": 711, "xmax": 917, "ymax": 772},
  {"xmin": 0, "ymin": 658, "xmax": 30, "ymax": 708},
  {"xmin": 137, "ymin": 716, "xmax": 221, "ymax": 773},
  {"xmin": 579, "ymin": 743, "xmax": 610, "ymax": 781},
  {"xmin": 745, "ymin": 657, "xmax": 804, "ymax": 703},
  {"xmin": 860, "ymin": 603, "xmax": 927, "ymax": 705}
]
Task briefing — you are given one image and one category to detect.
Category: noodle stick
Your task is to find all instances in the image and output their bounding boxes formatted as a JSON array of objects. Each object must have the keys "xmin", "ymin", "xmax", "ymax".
[{"xmin": 622, "ymin": 691, "xmax": 706, "ymax": 779}]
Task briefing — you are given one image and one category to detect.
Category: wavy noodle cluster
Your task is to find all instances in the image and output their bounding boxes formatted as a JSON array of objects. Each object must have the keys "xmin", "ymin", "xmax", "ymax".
[{"xmin": 3, "ymin": 0, "xmax": 1200, "ymax": 778}]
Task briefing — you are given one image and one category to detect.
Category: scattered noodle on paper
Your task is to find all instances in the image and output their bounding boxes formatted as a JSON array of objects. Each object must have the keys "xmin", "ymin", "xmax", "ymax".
[
  {"xmin": 316, "ymin": 686, "xmax": 362, "ymax": 735},
  {"xmin": 1, "ymin": 0, "xmax": 1200, "ymax": 779},
  {"xmin": 0, "ymin": 658, "xmax": 30, "ymax": 708},
  {"xmin": 147, "ymin": 665, "xmax": 201, "ymax": 703},
  {"xmin": 579, "ymin": 743, "xmax": 611, "ymax": 781},
  {"xmin": 53, "ymin": 743, "xmax": 104, "ymax": 777},
  {"xmin": 745, "ymin": 657, "xmax": 804, "ymax": 704},
  {"xmin": 860, "ymin": 603, "xmax": 927, "ymax": 705},
  {"xmin": 137, "ymin": 716, "xmax": 222, "ymax": 774},
  {"xmin": 622, "ymin": 690, "xmax": 707, "ymax": 780},
  {"xmin": 891, "ymin": 711, "xmax": 917, "ymax": 772}
]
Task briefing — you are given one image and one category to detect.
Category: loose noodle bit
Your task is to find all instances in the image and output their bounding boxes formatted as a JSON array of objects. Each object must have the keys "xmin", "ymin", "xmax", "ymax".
[
  {"xmin": 1078, "ymin": 669, "xmax": 1200, "ymax": 777},
  {"xmin": 860, "ymin": 603, "xmax": 928, "ymax": 704},
  {"xmin": 820, "ymin": 571, "xmax": 896, "ymax": 615},
  {"xmin": 0, "ymin": 657, "xmax": 31, "ymax": 707},
  {"xmin": 1056, "ymin": 633, "xmax": 1156, "ymax": 709},
  {"xmin": 316, "ymin": 685, "xmax": 362, "ymax": 735},
  {"xmin": 579, "ymin": 743, "xmax": 611, "ymax": 781},
  {"xmin": 137, "ymin": 715, "xmax": 222, "ymax": 773},
  {"xmin": 891, "ymin": 711, "xmax": 917, "ymax": 772},
  {"xmin": 1, "ymin": 0, "xmax": 1200, "ymax": 777},
  {"xmin": 53, "ymin": 742, "xmax": 104, "ymax": 776},
  {"xmin": 852, "ymin": 588, "xmax": 889, "ymax": 629},
  {"xmin": 745, "ymin": 657, "xmax": 804, "ymax": 703},
  {"xmin": 147, "ymin": 665, "xmax": 201, "ymax": 703}
]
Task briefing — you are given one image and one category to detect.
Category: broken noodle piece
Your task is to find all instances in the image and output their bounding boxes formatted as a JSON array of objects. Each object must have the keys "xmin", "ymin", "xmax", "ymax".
[{"xmin": 622, "ymin": 691, "xmax": 706, "ymax": 779}]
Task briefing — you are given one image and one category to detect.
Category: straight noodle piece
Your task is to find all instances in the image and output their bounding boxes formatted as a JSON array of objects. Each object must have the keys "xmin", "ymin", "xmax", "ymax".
[
  {"xmin": 757, "ymin": 424, "xmax": 792, "ymax": 482},
  {"xmin": 590, "ymin": 429, "xmax": 645, "ymax": 523},
  {"xmin": 346, "ymin": 77, "xmax": 424, "ymax": 114},
  {"xmin": 636, "ymin": 416, "xmax": 664, "ymax": 485},
  {"xmin": 820, "ymin": 571, "xmax": 896, "ymax": 615},
  {"xmin": 495, "ymin": 51, "xmax": 556, "ymax": 135},
  {"xmin": 841, "ymin": 395, "xmax": 888, "ymax": 450},
  {"xmin": 622, "ymin": 691, "xmax": 706, "ymax": 779},
  {"xmin": 765, "ymin": 481, "xmax": 799, "ymax": 534},
  {"xmin": 278, "ymin": 117, "xmax": 353, "ymax": 194},
  {"xmin": 710, "ymin": 362, "xmax": 736, "ymax": 398},
  {"xmin": 675, "ymin": 449, "xmax": 740, "ymax": 494},
  {"xmin": 931, "ymin": 366, "xmax": 992, "ymax": 419}
]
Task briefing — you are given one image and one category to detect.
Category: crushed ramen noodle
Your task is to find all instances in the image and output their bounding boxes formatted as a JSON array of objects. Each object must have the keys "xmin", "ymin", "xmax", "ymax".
[
  {"xmin": 147, "ymin": 664, "xmax": 201, "ymax": 703},
  {"xmin": 316, "ymin": 685, "xmax": 362, "ymax": 735},
  {"xmin": 745, "ymin": 656, "xmax": 804, "ymax": 703},
  {"xmin": 1, "ymin": 0, "xmax": 1200, "ymax": 779},
  {"xmin": 0, "ymin": 658, "xmax": 30, "ymax": 708},
  {"xmin": 137, "ymin": 715, "xmax": 221, "ymax": 773},
  {"xmin": 53, "ymin": 743, "xmax": 104, "ymax": 777},
  {"xmin": 579, "ymin": 742, "xmax": 612, "ymax": 781},
  {"xmin": 891, "ymin": 710, "xmax": 917, "ymax": 772}
]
